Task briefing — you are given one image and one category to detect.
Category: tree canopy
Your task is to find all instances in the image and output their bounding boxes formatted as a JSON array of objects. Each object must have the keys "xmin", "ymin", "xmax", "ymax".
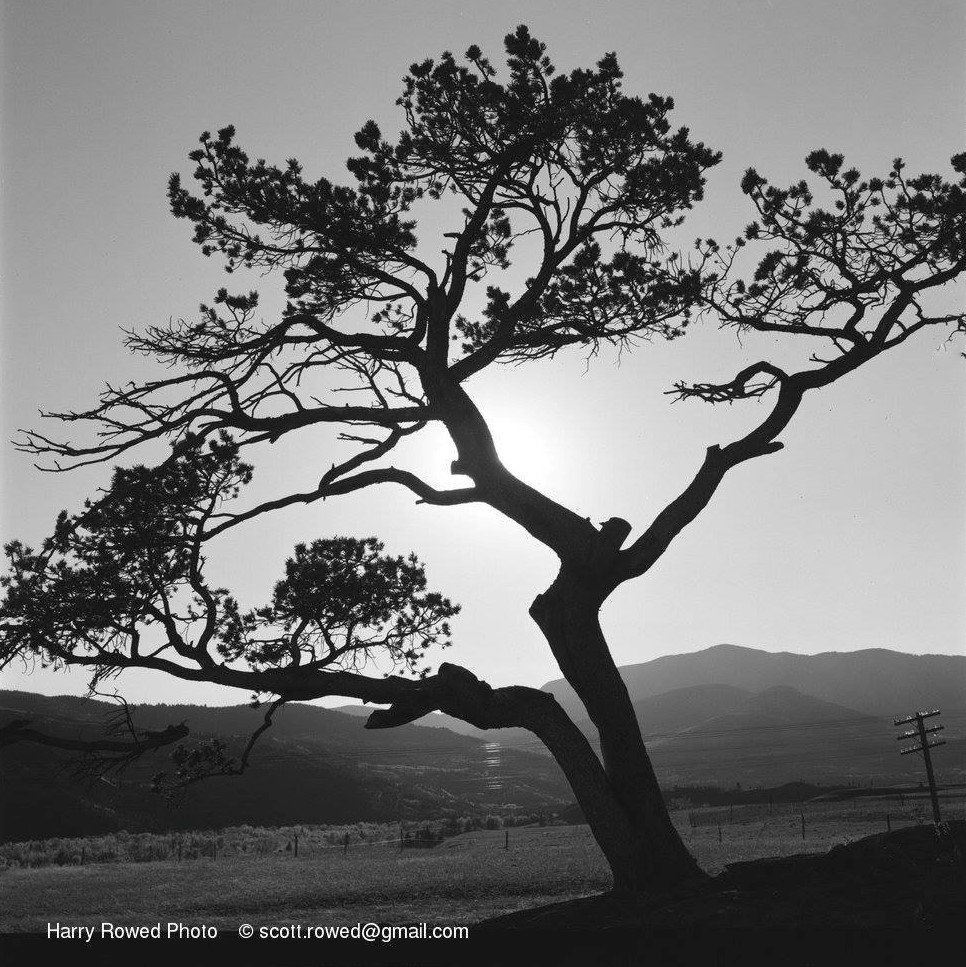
[
  {"xmin": 19, "ymin": 28, "xmax": 718, "ymax": 557},
  {"xmin": 2, "ymin": 435, "xmax": 456, "ymax": 692}
]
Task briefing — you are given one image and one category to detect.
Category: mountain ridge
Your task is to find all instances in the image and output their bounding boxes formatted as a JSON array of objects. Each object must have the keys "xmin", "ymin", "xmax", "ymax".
[
  {"xmin": 540, "ymin": 644, "xmax": 966, "ymax": 722},
  {"xmin": 3, "ymin": 643, "xmax": 964, "ymax": 841}
]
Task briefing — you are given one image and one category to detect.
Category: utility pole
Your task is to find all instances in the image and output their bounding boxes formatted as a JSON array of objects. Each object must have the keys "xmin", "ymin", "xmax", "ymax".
[{"xmin": 895, "ymin": 709, "xmax": 945, "ymax": 824}]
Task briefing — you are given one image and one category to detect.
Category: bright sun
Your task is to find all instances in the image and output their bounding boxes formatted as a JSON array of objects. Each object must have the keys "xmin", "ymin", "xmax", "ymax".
[
  {"xmin": 472, "ymin": 397, "xmax": 561, "ymax": 486},
  {"xmin": 407, "ymin": 392, "xmax": 565, "ymax": 493}
]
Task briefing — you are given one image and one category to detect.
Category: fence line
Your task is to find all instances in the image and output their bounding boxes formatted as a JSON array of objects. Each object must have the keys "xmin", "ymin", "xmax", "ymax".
[{"xmin": 3, "ymin": 793, "xmax": 963, "ymax": 871}]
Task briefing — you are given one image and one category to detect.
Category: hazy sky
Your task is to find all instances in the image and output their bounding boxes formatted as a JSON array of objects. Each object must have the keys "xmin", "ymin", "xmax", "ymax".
[{"xmin": 2, "ymin": 0, "xmax": 964, "ymax": 706}]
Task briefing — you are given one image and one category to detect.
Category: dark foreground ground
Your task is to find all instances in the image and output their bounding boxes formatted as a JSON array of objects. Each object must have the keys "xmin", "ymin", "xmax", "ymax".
[
  {"xmin": 3, "ymin": 822, "xmax": 963, "ymax": 966},
  {"xmin": 481, "ymin": 821, "xmax": 966, "ymax": 930}
]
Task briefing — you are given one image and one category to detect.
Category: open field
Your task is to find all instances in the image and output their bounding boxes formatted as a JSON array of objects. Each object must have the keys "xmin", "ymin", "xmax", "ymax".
[
  {"xmin": 3, "ymin": 789, "xmax": 964, "ymax": 933},
  {"xmin": 0, "ymin": 827, "xmax": 611, "ymax": 932}
]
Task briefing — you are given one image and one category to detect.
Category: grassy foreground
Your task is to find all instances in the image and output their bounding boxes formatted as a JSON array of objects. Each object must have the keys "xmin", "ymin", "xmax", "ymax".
[{"xmin": 3, "ymin": 798, "xmax": 964, "ymax": 933}]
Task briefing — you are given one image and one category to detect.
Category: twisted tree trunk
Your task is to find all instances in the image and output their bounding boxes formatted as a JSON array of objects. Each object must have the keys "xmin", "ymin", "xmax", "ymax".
[
  {"xmin": 530, "ymin": 567, "xmax": 702, "ymax": 890},
  {"xmin": 362, "ymin": 648, "xmax": 699, "ymax": 892},
  {"xmin": 404, "ymin": 378, "xmax": 704, "ymax": 889}
]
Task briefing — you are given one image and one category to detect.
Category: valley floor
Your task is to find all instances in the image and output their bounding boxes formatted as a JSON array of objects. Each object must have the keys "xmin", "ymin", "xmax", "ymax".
[{"xmin": 4, "ymin": 793, "xmax": 965, "ymax": 933}]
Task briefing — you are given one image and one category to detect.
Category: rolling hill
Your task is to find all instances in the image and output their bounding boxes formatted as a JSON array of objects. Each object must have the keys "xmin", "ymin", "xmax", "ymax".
[
  {"xmin": 3, "ymin": 646, "xmax": 963, "ymax": 840},
  {"xmin": 338, "ymin": 646, "xmax": 965, "ymax": 762},
  {"xmin": 628, "ymin": 684, "xmax": 755, "ymax": 739},
  {"xmin": 0, "ymin": 690, "xmax": 571, "ymax": 842},
  {"xmin": 541, "ymin": 645, "xmax": 966, "ymax": 722}
]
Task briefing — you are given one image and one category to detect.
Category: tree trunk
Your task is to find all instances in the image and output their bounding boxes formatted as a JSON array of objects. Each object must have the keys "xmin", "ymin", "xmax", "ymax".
[
  {"xmin": 530, "ymin": 567, "xmax": 702, "ymax": 890},
  {"xmin": 524, "ymin": 691, "xmax": 680, "ymax": 893}
]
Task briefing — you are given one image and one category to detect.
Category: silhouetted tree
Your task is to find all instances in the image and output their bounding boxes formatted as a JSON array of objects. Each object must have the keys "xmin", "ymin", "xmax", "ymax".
[
  {"xmin": 1, "ymin": 434, "xmax": 457, "ymax": 788},
  {"xmin": 3, "ymin": 27, "xmax": 964, "ymax": 892}
]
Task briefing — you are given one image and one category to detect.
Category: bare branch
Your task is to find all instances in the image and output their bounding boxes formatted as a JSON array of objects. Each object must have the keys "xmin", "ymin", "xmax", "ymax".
[{"xmin": 0, "ymin": 717, "xmax": 188, "ymax": 758}]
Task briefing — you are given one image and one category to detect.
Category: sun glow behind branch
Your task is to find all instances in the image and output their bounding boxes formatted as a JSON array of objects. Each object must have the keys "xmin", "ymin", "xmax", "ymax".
[{"xmin": 400, "ymin": 391, "xmax": 568, "ymax": 498}]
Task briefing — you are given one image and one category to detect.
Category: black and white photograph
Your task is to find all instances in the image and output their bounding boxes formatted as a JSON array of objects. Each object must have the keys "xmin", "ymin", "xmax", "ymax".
[{"xmin": 1, "ymin": 2, "xmax": 964, "ymax": 963}]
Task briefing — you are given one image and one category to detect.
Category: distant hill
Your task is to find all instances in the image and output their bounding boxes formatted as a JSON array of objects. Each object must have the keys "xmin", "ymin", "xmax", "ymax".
[
  {"xmin": 633, "ymin": 684, "xmax": 965, "ymax": 788},
  {"xmin": 4, "ymin": 643, "xmax": 964, "ymax": 840},
  {"xmin": 342, "ymin": 646, "xmax": 966, "ymax": 754},
  {"xmin": 1, "ymin": 691, "xmax": 481, "ymax": 758},
  {"xmin": 330, "ymin": 703, "xmax": 374, "ymax": 719},
  {"xmin": 630, "ymin": 684, "xmax": 753, "ymax": 739},
  {"xmin": 0, "ymin": 691, "xmax": 570, "ymax": 843},
  {"xmin": 541, "ymin": 645, "xmax": 966, "ymax": 722},
  {"xmin": 573, "ymin": 683, "xmax": 877, "ymax": 746},
  {"xmin": 682, "ymin": 685, "xmax": 875, "ymax": 734},
  {"xmin": 330, "ymin": 668, "xmax": 966, "ymax": 789},
  {"xmin": 562, "ymin": 683, "xmax": 908, "ymax": 786}
]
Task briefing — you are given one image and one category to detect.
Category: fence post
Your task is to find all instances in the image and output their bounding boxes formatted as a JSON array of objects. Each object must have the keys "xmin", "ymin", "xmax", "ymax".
[
  {"xmin": 504, "ymin": 830, "xmax": 509, "ymax": 851},
  {"xmin": 344, "ymin": 833, "xmax": 349, "ymax": 855},
  {"xmin": 177, "ymin": 840, "xmax": 182, "ymax": 862},
  {"xmin": 294, "ymin": 833, "xmax": 298, "ymax": 859},
  {"xmin": 399, "ymin": 827, "xmax": 403, "ymax": 851},
  {"xmin": 81, "ymin": 847, "xmax": 86, "ymax": 866},
  {"xmin": 717, "ymin": 824, "xmax": 722, "ymax": 843},
  {"xmin": 886, "ymin": 813, "xmax": 891, "ymax": 832},
  {"xmin": 800, "ymin": 813, "xmax": 805, "ymax": 841}
]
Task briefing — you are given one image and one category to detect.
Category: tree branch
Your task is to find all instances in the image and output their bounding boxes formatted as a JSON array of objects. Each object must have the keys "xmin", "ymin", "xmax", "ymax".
[{"xmin": 0, "ymin": 718, "xmax": 188, "ymax": 755}]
